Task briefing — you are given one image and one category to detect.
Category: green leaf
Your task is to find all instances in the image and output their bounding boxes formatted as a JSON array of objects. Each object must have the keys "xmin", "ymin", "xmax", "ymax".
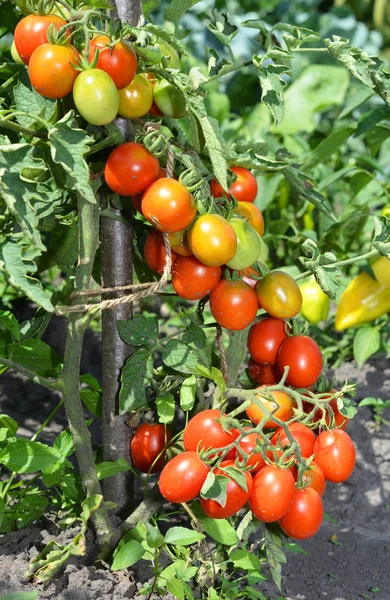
[
  {"xmin": 13, "ymin": 69, "xmax": 57, "ymax": 128},
  {"xmin": 120, "ymin": 349, "xmax": 153, "ymax": 413},
  {"xmin": 207, "ymin": 11, "xmax": 238, "ymax": 47},
  {"xmin": 220, "ymin": 466, "xmax": 248, "ymax": 492},
  {"xmin": 54, "ymin": 430, "xmax": 74, "ymax": 458},
  {"xmin": 0, "ymin": 310, "xmax": 20, "ymax": 340},
  {"xmin": 229, "ymin": 549, "xmax": 262, "ymax": 572},
  {"xmin": 353, "ymin": 327, "xmax": 381, "ymax": 367},
  {"xmin": 0, "ymin": 338, "xmax": 62, "ymax": 377},
  {"xmin": 0, "ymin": 439, "xmax": 61, "ymax": 474},
  {"xmin": 162, "ymin": 340, "xmax": 199, "ymax": 374},
  {"xmin": 183, "ymin": 326, "xmax": 206, "ymax": 349},
  {"xmin": 253, "ymin": 56, "xmax": 290, "ymax": 126},
  {"xmin": 264, "ymin": 524, "xmax": 286, "ymax": 591},
  {"xmin": 165, "ymin": 577, "xmax": 185, "ymax": 600},
  {"xmin": 145, "ymin": 522, "xmax": 165, "ymax": 548},
  {"xmin": 156, "ymin": 393, "xmax": 175, "ymax": 424},
  {"xmin": 96, "ymin": 458, "xmax": 131, "ymax": 480},
  {"xmin": 303, "ymin": 126, "xmax": 356, "ymax": 170},
  {"xmin": 200, "ymin": 474, "xmax": 228, "ymax": 507},
  {"xmin": 159, "ymin": 560, "xmax": 198, "ymax": 583},
  {"xmin": 338, "ymin": 85, "xmax": 373, "ymax": 119},
  {"xmin": 42, "ymin": 460, "xmax": 66, "ymax": 487},
  {"xmin": 192, "ymin": 501, "xmax": 238, "ymax": 545},
  {"xmin": 198, "ymin": 115, "xmax": 228, "ymax": 191},
  {"xmin": 164, "ymin": 526, "xmax": 204, "ymax": 546},
  {"xmin": 0, "ymin": 414, "xmax": 18, "ymax": 436},
  {"xmin": 283, "ymin": 166, "xmax": 337, "ymax": 222},
  {"xmin": 117, "ymin": 315, "xmax": 158, "ymax": 346},
  {"xmin": 180, "ymin": 375, "xmax": 197, "ymax": 411},
  {"xmin": 0, "ymin": 592, "xmax": 39, "ymax": 600},
  {"xmin": 165, "ymin": 0, "xmax": 200, "ymax": 25},
  {"xmin": 194, "ymin": 365, "xmax": 226, "ymax": 395},
  {"xmin": 80, "ymin": 374, "xmax": 102, "ymax": 418},
  {"xmin": 142, "ymin": 0, "xmax": 161, "ymax": 19}
]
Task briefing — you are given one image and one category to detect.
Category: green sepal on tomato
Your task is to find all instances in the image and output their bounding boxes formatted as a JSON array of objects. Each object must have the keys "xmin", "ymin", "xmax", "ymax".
[{"xmin": 200, "ymin": 461, "xmax": 253, "ymax": 519}]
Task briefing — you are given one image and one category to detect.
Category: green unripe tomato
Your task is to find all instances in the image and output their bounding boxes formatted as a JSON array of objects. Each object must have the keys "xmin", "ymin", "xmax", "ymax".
[
  {"xmin": 73, "ymin": 69, "xmax": 119, "ymax": 126},
  {"xmin": 226, "ymin": 217, "xmax": 262, "ymax": 270},
  {"xmin": 153, "ymin": 79, "xmax": 186, "ymax": 119},
  {"xmin": 381, "ymin": 205, "xmax": 390, "ymax": 218},
  {"xmin": 157, "ymin": 40, "xmax": 181, "ymax": 69},
  {"xmin": 11, "ymin": 40, "xmax": 24, "ymax": 64},
  {"xmin": 300, "ymin": 276, "xmax": 330, "ymax": 324}
]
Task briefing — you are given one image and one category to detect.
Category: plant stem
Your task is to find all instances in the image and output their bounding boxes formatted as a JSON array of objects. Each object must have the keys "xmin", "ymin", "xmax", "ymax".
[
  {"xmin": 31, "ymin": 397, "xmax": 65, "ymax": 442},
  {"xmin": 0, "ymin": 119, "xmax": 48, "ymax": 140},
  {"xmin": 0, "ymin": 357, "xmax": 62, "ymax": 391},
  {"xmin": 201, "ymin": 59, "xmax": 253, "ymax": 85},
  {"xmin": 295, "ymin": 248, "xmax": 380, "ymax": 282},
  {"xmin": 119, "ymin": 483, "xmax": 163, "ymax": 535}
]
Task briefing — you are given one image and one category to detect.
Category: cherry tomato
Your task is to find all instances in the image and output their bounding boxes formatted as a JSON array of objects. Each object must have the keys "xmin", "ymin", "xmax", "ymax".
[
  {"xmin": 313, "ymin": 429, "xmax": 356, "ymax": 483},
  {"xmin": 105, "ymin": 142, "xmax": 160, "ymax": 196},
  {"xmin": 132, "ymin": 167, "xmax": 170, "ymax": 212},
  {"xmin": 238, "ymin": 430, "xmax": 266, "ymax": 472},
  {"xmin": 256, "ymin": 271, "xmax": 302, "ymax": 319},
  {"xmin": 88, "ymin": 35, "xmax": 137, "ymax": 89},
  {"xmin": 158, "ymin": 451, "xmax": 210, "ymax": 503},
  {"xmin": 187, "ymin": 214, "xmax": 237, "ymax": 267},
  {"xmin": 73, "ymin": 68, "xmax": 119, "ymax": 126},
  {"xmin": 226, "ymin": 218, "xmax": 262, "ymax": 270},
  {"xmin": 118, "ymin": 73, "xmax": 153, "ymax": 119},
  {"xmin": 200, "ymin": 461, "xmax": 253, "ymax": 519},
  {"xmin": 14, "ymin": 14, "xmax": 68, "ymax": 65},
  {"xmin": 144, "ymin": 229, "xmax": 177, "ymax": 274},
  {"xmin": 144, "ymin": 72, "xmax": 164, "ymax": 116},
  {"xmin": 210, "ymin": 280, "xmax": 259, "ymax": 331},
  {"xmin": 294, "ymin": 462, "xmax": 326, "ymax": 497},
  {"xmin": 248, "ymin": 317, "xmax": 289, "ymax": 365},
  {"xmin": 246, "ymin": 386, "xmax": 294, "ymax": 429},
  {"xmin": 249, "ymin": 465, "xmax": 295, "ymax": 522},
  {"xmin": 241, "ymin": 266, "xmax": 262, "ymax": 289},
  {"xmin": 277, "ymin": 335, "xmax": 323, "ymax": 388},
  {"xmin": 304, "ymin": 394, "xmax": 349, "ymax": 430},
  {"xmin": 142, "ymin": 178, "xmax": 197, "ymax": 233},
  {"xmin": 248, "ymin": 359, "xmax": 280, "ymax": 386},
  {"xmin": 270, "ymin": 423, "xmax": 316, "ymax": 460},
  {"xmin": 28, "ymin": 43, "xmax": 79, "ymax": 99},
  {"xmin": 172, "ymin": 256, "xmax": 221, "ymax": 300},
  {"xmin": 279, "ymin": 487, "xmax": 323, "ymax": 539},
  {"xmin": 153, "ymin": 78, "xmax": 186, "ymax": 118},
  {"xmin": 157, "ymin": 40, "xmax": 181, "ymax": 69},
  {"xmin": 210, "ymin": 167, "xmax": 258, "ymax": 203},
  {"xmin": 169, "ymin": 230, "xmax": 192, "ymax": 257},
  {"xmin": 130, "ymin": 423, "xmax": 172, "ymax": 473},
  {"xmin": 233, "ymin": 201, "xmax": 265, "ymax": 236},
  {"xmin": 11, "ymin": 40, "xmax": 24, "ymax": 64},
  {"xmin": 183, "ymin": 409, "xmax": 237, "ymax": 453}
]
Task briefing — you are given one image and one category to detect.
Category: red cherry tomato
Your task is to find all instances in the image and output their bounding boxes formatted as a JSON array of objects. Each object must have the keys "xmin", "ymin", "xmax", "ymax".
[
  {"xmin": 246, "ymin": 386, "xmax": 294, "ymax": 429},
  {"xmin": 130, "ymin": 423, "xmax": 172, "ymax": 473},
  {"xmin": 210, "ymin": 280, "xmax": 259, "ymax": 331},
  {"xmin": 293, "ymin": 462, "xmax": 326, "ymax": 497},
  {"xmin": 239, "ymin": 430, "xmax": 266, "ymax": 472},
  {"xmin": 28, "ymin": 43, "xmax": 79, "ymax": 99},
  {"xmin": 313, "ymin": 429, "xmax": 356, "ymax": 483},
  {"xmin": 183, "ymin": 409, "xmax": 237, "ymax": 453},
  {"xmin": 241, "ymin": 266, "xmax": 262, "ymax": 289},
  {"xmin": 248, "ymin": 359, "xmax": 280, "ymax": 386},
  {"xmin": 303, "ymin": 394, "xmax": 349, "ymax": 430},
  {"xmin": 255, "ymin": 271, "xmax": 302, "ymax": 319},
  {"xmin": 88, "ymin": 35, "xmax": 137, "ymax": 89},
  {"xmin": 132, "ymin": 167, "xmax": 169, "ymax": 213},
  {"xmin": 200, "ymin": 460, "xmax": 253, "ymax": 519},
  {"xmin": 269, "ymin": 423, "xmax": 316, "ymax": 460},
  {"xmin": 172, "ymin": 256, "xmax": 221, "ymax": 300},
  {"xmin": 14, "ymin": 14, "xmax": 68, "ymax": 65},
  {"xmin": 158, "ymin": 451, "xmax": 210, "ymax": 503},
  {"xmin": 248, "ymin": 317, "xmax": 290, "ymax": 365},
  {"xmin": 277, "ymin": 335, "xmax": 323, "ymax": 388},
  {"xmin": 105, "ymin": 142, "xmax": 160, "ymax": 196},
  {"xmin": 249, "ymin": 465, "xmax": 295, "ymax": 522},
  {"xmin": 142, "ymin": 178, "xmax": 197, "ymax": 234},
  {"xmin": 210, "ymin": 166, "xmax": 258, "ymax": 203},
  {"xmin": 144, "ymin": 229, "xmax": 177, "ymax": 274},
  {"xmin": 279, "ymin": 487, "xmax": 324, "ymax": 539}
]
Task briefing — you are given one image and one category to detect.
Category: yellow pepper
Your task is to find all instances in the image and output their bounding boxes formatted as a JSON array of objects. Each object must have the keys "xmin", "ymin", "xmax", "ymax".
[
  {"xmin": 335, "ymin": 256, "xmax": 390, "ymax": 330},
  {"xmin": 300, "ymin": 276, "xmax": 330, "ymax": 324}
]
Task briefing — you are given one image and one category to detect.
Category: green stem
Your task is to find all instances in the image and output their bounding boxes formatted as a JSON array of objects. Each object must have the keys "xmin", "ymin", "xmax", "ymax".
[
  {"xmin": 0, "ymin": 357, "xmax": 62, "ymax": 391},
  {"xmin": 87, "ymin": 135, "xmax": 118, "ymax": 156},
  {"xmin": 0, "ymin": 119, "xmax": 48, "ymax": 140},
  {"xmin": 31, "ymin": 397, "xmax": 65, "ymax": 442},
  {"xmin": 201, "ymin": 59, "xmax": 252, "ymax": 86},
  {"xmin": 292, "ymin": 47, "xmax": 327, "ymax": 53},
  {"xmin": 295, "ymin": 248, "xmax": 380, "ymax": 282}
]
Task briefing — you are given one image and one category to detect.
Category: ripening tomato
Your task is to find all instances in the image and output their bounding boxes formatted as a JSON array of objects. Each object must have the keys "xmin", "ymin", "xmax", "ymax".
[
  {"xmin": 233, "ymin": 201, "xmax": 265, "ymax": 236},
  {"xmin": 73, "ymin": 69, "xmax": 119, "ymax": 125},
  {"xmin": 118, "ymin": 73, "xmax": 153, "ymax": 118},
  {"xmin": 256, "ymin": 271, "xmax": 302, "ymax": 319},
  {"xmin": 11, "ymin": 40, "xmax": 24, "ymax": 64},
  {"xmin": 142, "ymin": 178, "xmax": 197, "ymax": 233},
  {"xmin": 28, "ymin": 43, "xmax": 79, "ymax": 98},
  {"xmin": 226, "ymin": 218, "xmax": 262, "ymax": 270},
  {"xmin": 143, "ymin": 72, "xmax": 163, "ymax": 116},
  {"xmin": 88, "ymin": 35, "xmax": 137, "ymax": 89},
  {"xmin": 157, "ymin": 40, "xmax": 181, "ymax": 69},
  {"xmin": 14, "ymin": 14, "xmax": 68, "ymax": 64},
  {"xmin": 187, "ymin": 214, "xmax": 237, "ymax": 267},
  {"xmin": 105, "ymin": 142, "xmax": 160, "ymax": 196},
  {"xmin": 248, "ymin": 317, "xmax": 289, "ymax": 365},
  {"xmin": 294, "ymin": 462, "xmax": 326, "ymax": 496},
  {"xmin": 169, "ymin": 230, "xmax": 192, "ymax": 257},
  {"xmin": 144, "ymin": 229, "xmax": 177, "ymax": 274},
  {"xmin": 241, "ymin": 266, "xmax": 262, "ymax": 289},
  {"xmin": 132, "ymin": 167, "xmax": 170, "ymax": 212},
  {"xmin": 158, "ymin": 451, "xmax": 210, "ymax": 503},
  {"xmin": 210, "ymin": 167, "xmax": 258, "ymax": 203},
  {"xmin": 210, "ymin": 280, "xmax": 259, "ymax": 331},
  {"xmin": 313, "ymin": 429, "xmax": 356, "ymax": 483},
  {"xmin": 277, "ymin": 335, "xmax": 323, "ymax": 388},
  {"xmin": 200, "ymin": 461, "xmax": 253, "ymax": 519},
  {"xmin": 246, "ymin": 386, "xmax": 294, "ymax": 429},
  {"xmin": 153, "ymin": 78, "xmax": 186, "ymax": 118},
  {"xmin": 279, "ymin": 487, "xmax": 323, "ymax": 539},
  {"xmin": 249, "ymin": 465, "xmax": 295, "ymax": 522},
  {"xmin": 270, "ymin": 423, "xmax": 316, "ymax": 460},
  {"xmin": 183, "ymin": 409, "xmax": 237, "ymax": 453},
  {"xmin": 172, "ymin": 256, "xmax": 221, "ymax": 300},
  {"xmin": 130, "ymin": 423, "xmax": 172, "ymax": 473},
  {"xmin": 248, "ymin": 359, "xmax": 280, "ymax": 386}
]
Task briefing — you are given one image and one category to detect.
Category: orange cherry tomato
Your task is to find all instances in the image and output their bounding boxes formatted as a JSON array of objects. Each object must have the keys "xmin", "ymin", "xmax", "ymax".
[
  {"xmin": 144, "ymin": 229, "xmax": 177, "ymax": 274},
  {"xmin": 246, "ymin": 385, "xmax": 294, "ymax": 429},
  {"xmin": 118, "ymin": 73, "xmax": 153, "ymax": 119},
  {"xmin": 172, "ymin": 255, "xmax": 221, "ymax": 300},
  {"xmin": 142, "ymin": 178, "xmax": 197, "ymax": 233},
  {"xmin": 187, "ymin": 214, "xmax": 237, "ymax": 267},
  {"xmin": 233, "ymin": 201, "xmax": 264, "ymax": 236},
  {"xmin": 14, "ymin": 14, "xmax": 69, "ymax": 65},
  {"xmin": 210, "ymin": 279, "xmax": 259, "ymax": 331},
  {"xmin": 28, "ymin": 43, "xmax": 79, "ymax": 99},
  {"xmin": 105, "ymin": 142, "xmax": 160, "ymax": 196}
]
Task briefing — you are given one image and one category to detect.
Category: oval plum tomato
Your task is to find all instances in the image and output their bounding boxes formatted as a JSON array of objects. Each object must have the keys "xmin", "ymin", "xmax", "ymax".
[
  {"xmin": 294, "ymin": 462, "xmax": 326, "ymax": 496},
  {"xmin": 246, "ymin": 386, "xmax": 294, "ymax": 429},
  {"xmin": 256, "ymin": 271, "xmax": 302, "ymax": 319},
  {"xmin": 248, "ymin": 359, "xmax": 280, "ymax": 386},
  {"xmin": 132, "ymin": 167, "xmax": 169, "ymax": 212},
  {"xmin": 241, "ymin": 266, "xmax": 262, "ymax": 289},
  {"xmin": 169, "ymin": 230, "xmax": 192, "ymax": 257},
  {"xmin": 144, "ymin": 72, "xmax": 163, "ymax": 116},
  {"xmin": 183, "ymin": 409, "xmax": 237, "ymax": 453},
  {"xmin": 73, "ymin": 69, "xmax": 119, "ymax": 126},
  {"xmin": 158, "ymin": 451, "xmax": 209, "ymax": 503},
  {"xmin": 88, "ymin": 35, "xmax": 137, "ymax": 89},
  {"xmin": 226, "ymin": 218, "xmax": 262, "ymax": 270},
  {"xmin": 172, "ymin": 256, "xmax": 221, "ymax": 300},
  {"xmin": 210, "ymin": 280, "xmax": 258, "ymax": 331},
  {"xmin": 279, "ymin": 487, "xmax": 323, "ymax": 539},
  {"xmin": 187, "ymin": 214, "xmax": 237, "ymax": 267},
  {"xmin": 270, "ymin": 423, "xmax": 316, "ymax": 460},
  {"xmin": 313, "ymin": 429, "xmax": 356, "ymax": 483},
  {"xmin": 239, "ymin": 430, "xmax": 265, "ymax": 472},
  {"xmin": 28, "ymin": 43, "xmax": 79, "ymax": 99},
  {"xmin": 144, "ymin": 229, "xmax": 177, "ymax": 274},
  {"xmin": 153, "ymin": 78, "xmax": 186, "ymax": 118},
  {"xmin": 130, "ymin": 423, "xmax": 172, "ymax": 473},
  {"xmin": 14, "ymin": 14, "xmax": 68, "ymax": 65},
  {"xmin": 142, "ymin": 178, "xmax": 197, "ymax": 233},
  {"xmin": 118, "ymin": 73, "xmax": 153, "ymax": 119},
  {"xmin": 248, "ymin": 317, "xmax": 289, "ymax": 365},
  {"xmin": 277, "ymin": 335, "xmax": 322, "ymax": 388},
  {"xmin": 210, "ymin": 166, "xmax": 258, "ymax": 203},
  {"xmin": 105, "ymin": 142, "xmax": 160, "ymax": 196},
  {"xmin": 157, "ymin": 40, "xmax": 181, "ymax": 69},
  {"xmin": 233, "ymin": 201, "xmax": 264, "ymax": 236},
  {"xmin": 249, "ymin": 465, "xmax": 295, "ymax": 522},
  {"xmin": 200, "ymin": 461, "xmax": 253, "ymax": 519}
]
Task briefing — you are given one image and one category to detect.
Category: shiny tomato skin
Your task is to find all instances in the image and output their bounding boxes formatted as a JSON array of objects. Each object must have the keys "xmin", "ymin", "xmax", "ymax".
[
  {"xmin": 144, "ymin": 72, "xmax": 163, "ymax": 116},
  {"xmin": 88, "ymin": 35, "xmax": 137, "ymax": 89},
  {"xmin": 183, "ymin": 409, "xmax": 237, "ymax": 453},
  {"xmin": 313, "ymin": 429, "xmax": 356, "ymax": 483},
  {"xmin": 169, "ymin": 230, "xmax": 192, "ymax": 257},
  {"xmin": 14, "ymin": 14, "xmax": 68, "ymax": 65},
  {"xmin": 248, "ymin": 317, "xmax": 289, "ymax": 365},
  {"xmin": 200, "ymin": 460, "xmax": 253, "ymax": 519},
  {"xmin": 279, "ymin": 487, "xmax": 324, "ymax": 539},
  {"xmin": 226, "ymin": 218, "xmax": 262, "ymax": 271},
  {"xmin": 118, "ymin": 73, "xmax": 153, "ymax": 118},
  {"xmin": 249, "ymin": 465, "xmax": 295, "ymax": 522},
  {"xmin": 248, "ymin": 359, "xmax": 280, "ymax": 386},
  {"xmin": 187, "ymin": 214, "xmax": 237, "ymax": 267},
  {"xmin": 73, "ymin": 68, "xmax": 119, "ymax": 126},
  {"xmin": 144, "ymin": 229, "xmax": 177, "ymax": 274},
  {"xmin": 210, "ymin": 279, "xmax": 259, "ymax": 331},
  {"xmin": 172, "ymin": 256, "xmax": 221, "ymax": 300},
  {"xmin": 294, "ymin": 463, "xmax": 326, "ymax": 497},
  {"xmin": 130, "ymin": 423, "xmax": 172, "ymax": 473},
  {"xmin": 246, "ymin": 386, "xmax": 294, "ymax": 429},
  {"xmin": 256, "ymin": 271, "xmax": 302, "ymax": 319},
  {"xmin": 157, "ymin": 40, "xmax": 181, "ymax": 69},
  {"xmin": 132, "ymin": 167, "xmax": 169, "ymax": 212},
  {"xmin": 153, "ymin": 78, "xmax": 186, "ymax": 118},
  {"xmin": 210, "ymin": 166, "xmax": 258, "ymax": 203},
  {"xmin": 277, "ymin": 335, "xmax": 323, "ymax": 388},
  {"xmin": 28, "ymin": 43, "xmax": 79, "ymax": 98},
  {"xmin": 142, "ymin": 178, "xmax": 197, "ymax": 233},
  {"xmin": 233, "ymin": 201, "xmax": 264, "ymax": 236},
  {"xmin": 270, "ymin": 423, "xmax": 316, "ymax": 460},
  {"xmin": 105, "ymin": 142, "xmax": 160, "ymax": 196},
  {"xmin": 159, "ymin": 451, "xmax": 210, "ymax": 503}
]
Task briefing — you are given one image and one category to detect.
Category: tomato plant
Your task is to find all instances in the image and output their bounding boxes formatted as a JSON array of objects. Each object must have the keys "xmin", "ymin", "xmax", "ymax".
[
  {"xmin": 73, "ymin": 68, "xmax": 119, "ymax": 126},
  {"xmin": 142, "ymin": 178, "xmax": 197, "ymax": 233},
  {"xmin": 88, "ymin": 35, "xmax": 137, "ymax": 89},
  {"xmin": 270, "ymin": 422, "xmax": 316, "ymax": 459},
  {"xmin": 118, "ymin": 73, "xmax": 153, "ymax": 119},
  {"xmin": 296, "ymin": 463, "xmax": 326, "ymax": 496},
  {"xmin": 226, "ymin": 217, "xmax": 262, "ymax": 270},
  {"xmin": 130, "ymin": 423, "xmax": 172, "ymax": 473},
  {"xmin": 256, "ymin": 271, "xmax": 302, "ymax": 319},
  {"xmin": 183, "ymin": 409, "xmax": 237, "ymax": 452},
  {"xmin": 153, "ymin": 78, "xmax": 186, "ymax": 118},
  {"xmin": 14, "ymin": 14, "xmax": 68, "ymax": 64},
  {"xmin": 248, "ymin": 317, "xmax": 289, "ymax": 365},
  {"xmin": 187, "ymin": 214, "xmax": 237, "ymax": 267},
  {"xmin": 313, "ymin": 429, "xmax": 356, "ymax": 483},
  {"xmin": 210, "ymin": 166, "xmax": 258, "ymax": 203},
  {"xmin": 144, "ymin": 229, "xmax": 177, "ymax": 274},
  {"xmin": 246, "ymin": 387, "xmax": 294, "ymax": 428},
  {"xmin": 232, "ymin": 201, "xmax": 265, "ymax": 236},
  {"xmin": 248, "ymin": 359, "xmax": 280, "ymax": 385},
  {"xmin": 200, "ymin": 461, "xmax": 253, "ymax": 518},
  {"xmin": 172, "ymin": 256, "xmax": 221, "ymax": 300}
]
